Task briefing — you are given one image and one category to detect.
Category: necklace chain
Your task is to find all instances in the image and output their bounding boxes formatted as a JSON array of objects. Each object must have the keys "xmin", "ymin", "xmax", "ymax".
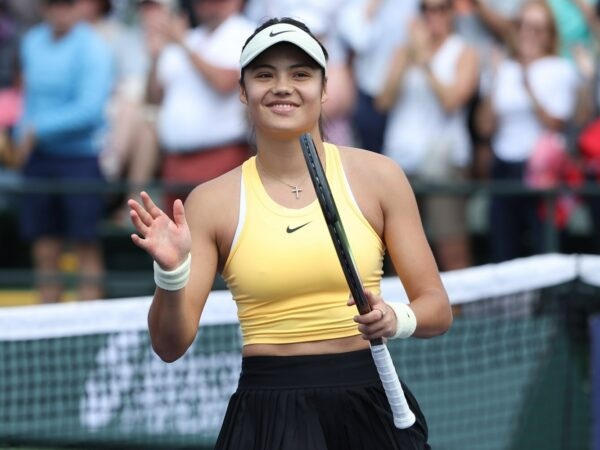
[{"xmin": 256, "ymin": 159, "xmax": 309, "ymax": 200}]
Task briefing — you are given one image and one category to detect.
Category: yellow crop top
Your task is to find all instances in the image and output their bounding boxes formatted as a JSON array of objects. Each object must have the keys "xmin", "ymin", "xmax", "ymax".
[{"xmin": 222, "ymin": 143, "xmax": 384, "ymax": 345}]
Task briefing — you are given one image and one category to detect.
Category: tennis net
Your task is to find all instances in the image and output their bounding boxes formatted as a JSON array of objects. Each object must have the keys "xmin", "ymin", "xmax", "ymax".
[{"xmin": 1, "ymin": 254, "xmax": 599, "ymax": 449}]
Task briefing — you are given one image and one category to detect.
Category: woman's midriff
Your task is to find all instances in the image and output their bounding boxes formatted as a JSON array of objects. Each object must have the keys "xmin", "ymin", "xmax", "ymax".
[{"xmin": 242, "ymin": 334, "xmax": 370, "ymax": 357}]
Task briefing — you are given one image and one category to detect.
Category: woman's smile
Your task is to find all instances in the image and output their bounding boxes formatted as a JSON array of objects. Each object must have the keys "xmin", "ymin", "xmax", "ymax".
[{"xmin": 266, "ymin": 101, "xmax": 299, "ymax": 115}]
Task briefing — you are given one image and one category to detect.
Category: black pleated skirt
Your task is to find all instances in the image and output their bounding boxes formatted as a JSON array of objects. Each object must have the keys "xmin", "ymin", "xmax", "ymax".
[{"xmin": 214, "ymin": 349, "xmax": 430, "ymax": 450}]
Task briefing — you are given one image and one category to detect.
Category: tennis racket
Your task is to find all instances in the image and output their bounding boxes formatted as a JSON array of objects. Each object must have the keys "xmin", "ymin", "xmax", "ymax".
[{"xmin": 299, "ymin": 133, "xmax": 416, "ymax": 429}]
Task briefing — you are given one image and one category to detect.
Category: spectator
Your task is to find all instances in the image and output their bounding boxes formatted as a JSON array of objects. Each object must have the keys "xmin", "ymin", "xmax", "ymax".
[
  {"xmin": 469, "ymin": 0, "xmax": 597, "ymax": 61},
  {"xmin": 147, "ymin": 0, "xmax": 255, "ymax": 215},
  {"xmin": 0, "ymin": 0, "xmax": 22, "ymax": 218},
  {"xmin": 15, "ymin": 0, "xmax": 114, "ymax": 302},
  {"xmin": 337, "ymin": 0, "xmax": 419, "ymax": 153},
  {"xmin": 572, "ymin": 0, "xmax": 600, "ymax": 252},
  {"xmin": 376, "ymin": 0, "xmax": 479, "ymax": 271},
  {"xmin": 80, "ymin": 0, "xmax": 163, "ymax": 225},
  {"xmin": 0, "ymin": 0, "xmax": 22, "ymax": 170},
  {"xmin": 475, "ymin": 0, "xmax": 580, "ymax": 262},
  {"xmin": 5, "ymin": 0, "xmax": 44, "ymax": 30},
  {"xmin": 457, "ymin": 0, "xmax": 526, "ymax": 64}
]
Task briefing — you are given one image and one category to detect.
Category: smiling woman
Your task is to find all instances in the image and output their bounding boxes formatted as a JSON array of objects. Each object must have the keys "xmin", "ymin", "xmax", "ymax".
[{"xmin": 128, "ymin": 16, "xmax": 451, "ymax": 450}]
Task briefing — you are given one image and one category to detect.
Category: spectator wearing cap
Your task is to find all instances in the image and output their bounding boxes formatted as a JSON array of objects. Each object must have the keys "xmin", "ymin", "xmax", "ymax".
[
  {"xmin": 15, "ymin": 0, "xmax": 114, "ymax": 302},
  {"xmin": 146, "ymin": 0, "xmax": 255, "ymax": 216}
]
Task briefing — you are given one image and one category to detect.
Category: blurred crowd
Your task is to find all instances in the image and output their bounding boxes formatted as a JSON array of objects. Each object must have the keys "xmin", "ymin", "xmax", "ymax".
[{"xmin": 0, "ymin": 0, "xmax": 599, "ymax": 302}]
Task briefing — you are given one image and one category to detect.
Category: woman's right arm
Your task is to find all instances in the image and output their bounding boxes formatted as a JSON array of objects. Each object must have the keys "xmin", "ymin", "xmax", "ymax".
[{"xmin": 128, "ymin": 189, "xmax": 219, "ymax": 362}]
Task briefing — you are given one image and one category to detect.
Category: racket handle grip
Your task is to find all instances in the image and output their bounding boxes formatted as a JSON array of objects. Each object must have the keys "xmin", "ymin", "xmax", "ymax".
[{"xmin": 371, "ymin": 344, "xmax": 416, "ymax": 429}]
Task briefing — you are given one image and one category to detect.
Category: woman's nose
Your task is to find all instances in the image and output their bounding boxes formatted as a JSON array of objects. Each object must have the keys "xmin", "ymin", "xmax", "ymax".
[{"xmin": 271, "ymin": 75, "xmax": 293, "ymax": 95}]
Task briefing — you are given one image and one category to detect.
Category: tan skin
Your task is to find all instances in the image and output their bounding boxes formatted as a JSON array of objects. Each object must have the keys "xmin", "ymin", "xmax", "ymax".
[{"xmin": 129, "ymin": 43, "xmax": 452, "ymax": 363}]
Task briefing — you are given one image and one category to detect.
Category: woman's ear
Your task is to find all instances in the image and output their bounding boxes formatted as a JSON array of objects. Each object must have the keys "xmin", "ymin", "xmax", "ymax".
[
  {"xmin": 321, "ymin": 78, "xmax": 328, "ymax": 104},
  {"xmin": 239, "ymin": 84, "xmax": 248, "ymax": 105}
]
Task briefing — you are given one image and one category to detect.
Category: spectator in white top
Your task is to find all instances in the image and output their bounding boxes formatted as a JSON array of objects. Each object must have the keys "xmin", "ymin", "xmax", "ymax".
[
  {"xmin": 147, "ymin": 0, "xmax": 255, "ymax": 217},
  {"xmin": 476, "ymin": 0, "xmax": 580, "ymax": 262},
  {"xmin": 376, "ymin": 0, "xmax": 479, "ymax": 271},
  {"xmin": 337, "ymin": 0, "xmax": 419, "ymax": 153}
]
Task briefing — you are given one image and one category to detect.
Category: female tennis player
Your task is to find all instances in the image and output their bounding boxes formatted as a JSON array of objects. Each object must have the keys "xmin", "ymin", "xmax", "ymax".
[{"xmin": 128, "ymin": 17, "xmax": 451, "ymax": 450}]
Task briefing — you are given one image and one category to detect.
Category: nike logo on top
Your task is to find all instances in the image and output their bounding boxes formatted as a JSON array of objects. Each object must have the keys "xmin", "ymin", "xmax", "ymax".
[
  {"xmin": 286, "ymin": 222, "xmax": 311, "ymax": 233},
  {"xmin": 269, "ymin": 30, "xmax": 295, "ymax": 38}
]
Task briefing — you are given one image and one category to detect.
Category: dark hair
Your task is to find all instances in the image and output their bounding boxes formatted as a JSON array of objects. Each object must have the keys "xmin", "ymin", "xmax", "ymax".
[{"xmin": 239, "ymin": 17, "xmax": 329, "ymax": 141}]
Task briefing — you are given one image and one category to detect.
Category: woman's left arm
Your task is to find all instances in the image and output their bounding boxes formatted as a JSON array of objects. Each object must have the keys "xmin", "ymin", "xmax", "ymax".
[
  {"xmin": 382, "ymin": 161, "xmax": 452, "ymax": 337},
  {"xmin": 352, "ymin": 155, "xmax": 452, "ymax": 339}
]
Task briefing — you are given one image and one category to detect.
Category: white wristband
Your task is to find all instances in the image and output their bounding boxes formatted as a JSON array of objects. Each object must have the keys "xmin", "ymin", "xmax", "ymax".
[
  {"xmin": 388, "ymin": 302, "xmax": 417, "ymax": 339},
  {"xmin": 153, "ymin": 253, "xmax": 191, "ymax": 291}
]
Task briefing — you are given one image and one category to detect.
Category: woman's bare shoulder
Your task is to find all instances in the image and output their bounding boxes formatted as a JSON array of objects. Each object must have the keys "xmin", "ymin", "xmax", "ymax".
[
  {"xmin": 184, "ymin": 166, "xmax": 243, "ymax": 228},
  {"xmin": 336, "ymin": 145, "xmax": 406, "ymax": 181}
]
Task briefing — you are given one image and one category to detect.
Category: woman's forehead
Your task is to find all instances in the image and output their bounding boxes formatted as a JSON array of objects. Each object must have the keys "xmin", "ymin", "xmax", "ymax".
[{"xmin": 249, "ymin": 43, "xmax": 319, "ymax": 68}]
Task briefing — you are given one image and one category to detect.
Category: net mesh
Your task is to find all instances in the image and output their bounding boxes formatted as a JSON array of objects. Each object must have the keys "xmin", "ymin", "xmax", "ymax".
[{"xmin": 1, "ymin": 254, "xmax": 599, "ymax": 450}]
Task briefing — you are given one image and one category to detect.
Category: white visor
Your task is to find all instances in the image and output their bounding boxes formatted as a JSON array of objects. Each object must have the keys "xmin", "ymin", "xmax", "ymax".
[{"xmin": 240, "ymin": 23, "xmax": 327, "ymax": 75}]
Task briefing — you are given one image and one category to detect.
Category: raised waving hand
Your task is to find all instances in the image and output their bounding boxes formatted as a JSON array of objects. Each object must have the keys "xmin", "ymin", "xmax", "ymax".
[{"xmin": 128, "ymin": 192, "xmax": 192, "ymax": 271}]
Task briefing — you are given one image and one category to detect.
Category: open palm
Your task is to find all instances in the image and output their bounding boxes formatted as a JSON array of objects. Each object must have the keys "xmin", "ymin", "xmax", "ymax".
[{"xmin": 128, "ymin": 191, "xmax": 192, "ymax": 270}]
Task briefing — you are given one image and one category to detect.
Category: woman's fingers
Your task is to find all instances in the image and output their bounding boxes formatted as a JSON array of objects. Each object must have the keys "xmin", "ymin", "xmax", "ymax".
[
  {"xmin": 130, "ymin": 232, "xmax": 151, "ymax": 252},
  {"xmin": 128, "ymin": 197, "xmax": 157, "ymax": 227},
  {"xmin": 356, "ymin": 320, "xmax": 387, "ymax": 340},
  {"xmin": 172, "ymin": 199, "xmax": 187, "ymax": 228},
  {"xmin": 129, "ymin": 209, "xmax": 150, "ymax": 236},
  {"xmin": 352, "ymin": 290, "xmax": 395, "ymax": 339},
  {"xmin": 140, "ymin": 191, "xmax": 164, "ymax": 220},
  {"xmin": 347, "ymin": 294, "xmax": 355, "ymax": 306}
]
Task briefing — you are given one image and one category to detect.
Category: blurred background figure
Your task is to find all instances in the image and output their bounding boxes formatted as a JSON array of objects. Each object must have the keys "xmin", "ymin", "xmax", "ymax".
[
  {"xmin": 376, "ymin": 0, "xmax": 479, "ymax": 271},
  {"xmin": 79, "ymin": 0, "xmax": 162, "ymax": 226},
  {"xmin": 146, "ymin": 0, "xmax": 254, "ymax": 216},
  {"xmin": 0, "ymin": 0, "xmax": 22, "ymax": 173},
  {"xmin": 337, "ymin": 0, "xmax": 419, "ymax": 153},
  {"xmin": 572, "ymin": 0, "xmax": 600, "ymax": 253},
  {"xmin": 475, "ymin": 0, "xmax": 580, "ymax": 262},
  {"xmin": 15, "ymin": 0, "xmax": 114, "ymax": 302},
  {"xmin": 5, "ymin": 0, "xmax": 44, "ymax": 29},
  {"xmin": 244, "ymin": 0, "xmax": 356, "ymax": 147}
]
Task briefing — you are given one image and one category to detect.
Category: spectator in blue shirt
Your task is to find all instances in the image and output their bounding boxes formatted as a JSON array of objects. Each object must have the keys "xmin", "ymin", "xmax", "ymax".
[{"xmin": 15, "ymin": 0, "xmax": 114, "ymax": 303}]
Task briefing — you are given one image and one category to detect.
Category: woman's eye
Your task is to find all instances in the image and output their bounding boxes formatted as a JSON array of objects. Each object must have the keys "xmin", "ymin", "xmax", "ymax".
[
  {"xmin": 255, "ymin": 72, "xmax": 272, "ymax": 79},
  {"xmin": 294, "ymin": 71, "xmax": 310, "ymax": 79}
]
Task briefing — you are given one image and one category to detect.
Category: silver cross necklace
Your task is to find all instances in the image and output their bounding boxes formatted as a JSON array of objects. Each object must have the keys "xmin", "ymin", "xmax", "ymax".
[{"xmin": 257, "ymin": 159, "xmax": 308, "ymax": 200}]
